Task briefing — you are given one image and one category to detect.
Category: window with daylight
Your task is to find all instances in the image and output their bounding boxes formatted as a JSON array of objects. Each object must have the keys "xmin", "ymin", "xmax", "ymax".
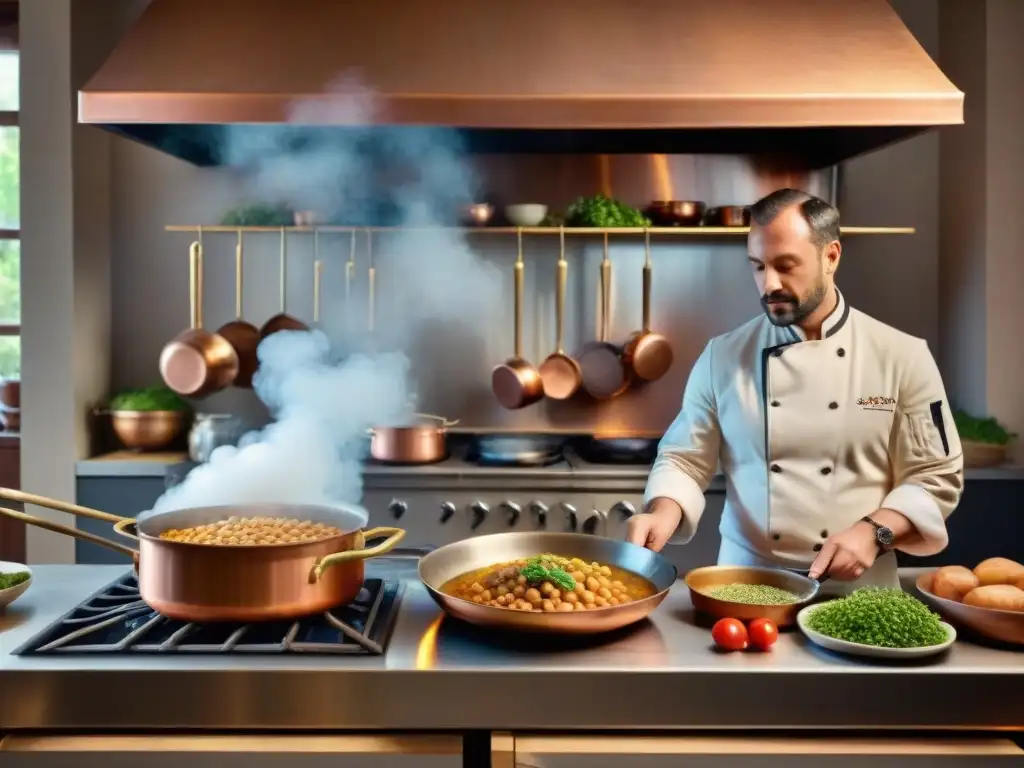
[{"xmin": 0, "ymin": 32, "xmax": 17, "ymax": 379}]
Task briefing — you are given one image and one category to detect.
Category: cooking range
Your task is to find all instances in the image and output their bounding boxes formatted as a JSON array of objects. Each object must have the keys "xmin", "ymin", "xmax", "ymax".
[{"xmin": 15, "ymin": 572, "xmax": 404, "ymax": 657}]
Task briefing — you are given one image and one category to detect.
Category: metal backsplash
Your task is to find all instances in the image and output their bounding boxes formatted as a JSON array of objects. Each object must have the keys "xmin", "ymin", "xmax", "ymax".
[{"xmin": 191, "ymin": 154, "xmax": 833, "ymax": 434}]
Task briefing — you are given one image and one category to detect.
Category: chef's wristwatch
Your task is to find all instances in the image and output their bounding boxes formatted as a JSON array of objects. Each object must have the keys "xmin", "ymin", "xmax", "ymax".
[{"xmin": 861, "ymin": 516, "xmax": 894, "ymax": 552}]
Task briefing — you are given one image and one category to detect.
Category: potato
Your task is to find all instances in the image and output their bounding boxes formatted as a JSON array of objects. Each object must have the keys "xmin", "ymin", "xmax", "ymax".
[
  {"xmin": 931, "ymin": 565, "xmax": 979, "ymax": 602},
  {"xmin": 972, "ymin": 557, "xmax": 1024, "ymax": 586},
  {"xmin": 962, "ymin": 584, "xmax": 1024, "ymax": 613}
]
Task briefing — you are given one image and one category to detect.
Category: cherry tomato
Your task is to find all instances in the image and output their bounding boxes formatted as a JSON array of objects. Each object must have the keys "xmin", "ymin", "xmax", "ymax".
[
  {"xmin": 747, "ymin": 618, "xmax": 779, "ymax": 651},
  {"xmin": 711, "ymin": 618, "xmax": 749, "ymax": 651}
]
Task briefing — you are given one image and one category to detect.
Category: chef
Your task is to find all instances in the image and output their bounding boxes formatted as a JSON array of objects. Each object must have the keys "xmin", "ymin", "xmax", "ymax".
[{"xmin": 627, "ymin": 188, "xmax": 964, "ymax": 590}]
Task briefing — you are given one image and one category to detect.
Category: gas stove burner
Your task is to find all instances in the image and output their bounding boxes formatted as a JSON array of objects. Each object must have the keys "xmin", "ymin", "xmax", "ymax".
[
  {"xmin": 574, "ymin": 437, "xmax": 659, "ymax": 465},
  {"xmin": 470, "ymin": 433, "xmax": 566, "ymax": 467},
  {"xmin": 16, "ymin": 574, "xmax": 403, "ymax": 656}
]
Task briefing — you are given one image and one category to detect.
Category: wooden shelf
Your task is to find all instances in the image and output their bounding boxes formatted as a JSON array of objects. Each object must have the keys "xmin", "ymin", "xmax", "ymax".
[{"xmin": 165, "ymin": 225, "xmax": 915, "ymax": 236}]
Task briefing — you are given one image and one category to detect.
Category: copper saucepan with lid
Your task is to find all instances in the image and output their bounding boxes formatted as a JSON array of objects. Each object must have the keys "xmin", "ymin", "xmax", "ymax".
[{"xmin": 0, "ymin": 487, "xmax": 405, "ymax": 623}]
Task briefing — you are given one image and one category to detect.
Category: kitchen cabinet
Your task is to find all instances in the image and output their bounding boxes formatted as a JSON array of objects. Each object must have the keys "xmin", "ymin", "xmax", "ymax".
[
  {"xmin": 0, "ymin": 734, "xmax": 462, "ymax": 767},
  {"xmin": 491, "ymin": 734, "xmax": 1024, "ymax": 768}
]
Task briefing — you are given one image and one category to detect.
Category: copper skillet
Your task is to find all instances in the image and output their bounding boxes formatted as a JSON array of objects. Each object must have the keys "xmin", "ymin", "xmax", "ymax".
[
  {"xmin": 215, "ymin": 230, "xmax": 261, "ymax": 388},
  {"xmin": 577, "ymin": 234, "xmax": 630, "ymax": 400},
  {"xmin": 261, "ymin": 227, "xmax": 309, "ymax": 338},
  {"xmin": 159, "ymin": 239, "xmax": 240, "ymax": 397},
  {"xmin": 0, "ymin": 487, "xmax": 405, "ymax": 623},
  {"xmin": 418, "ymin": 531, "xmax": 678, "ymax": 635},
  {"xmin": 492, "ymin": 228, "xmax": 544, "ymax": 409},
  {"xmin": 538, "ymin": 227, "xmax": 582, "ymax": 400},
  {"xmin": 621, "ymin": 229, "xmax": 674, "ymax": 383}
]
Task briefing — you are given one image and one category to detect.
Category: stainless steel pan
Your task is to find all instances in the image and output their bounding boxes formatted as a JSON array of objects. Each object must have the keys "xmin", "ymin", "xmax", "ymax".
[{"xmin": 418, "ymin": 532, "xmax": 678, "ymax": 635}]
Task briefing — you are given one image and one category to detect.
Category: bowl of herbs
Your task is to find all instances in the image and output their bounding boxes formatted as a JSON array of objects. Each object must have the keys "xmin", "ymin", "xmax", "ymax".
[
  {"xmin": 954, "ymin": 410, "xmax": 1016, "ymax": 468},
  {"xmin": 106, "ymin": 386, "xmax": 191, "ymax": 451},
  {"xmin": 0, "ymin": 562, "xmax": 32, "ymax": 610}
]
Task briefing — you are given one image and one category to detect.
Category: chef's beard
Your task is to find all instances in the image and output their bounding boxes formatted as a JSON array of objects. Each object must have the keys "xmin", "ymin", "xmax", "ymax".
[{"xmin": 760, "ymin": 272, "xmax": 829, "ymax": 328}]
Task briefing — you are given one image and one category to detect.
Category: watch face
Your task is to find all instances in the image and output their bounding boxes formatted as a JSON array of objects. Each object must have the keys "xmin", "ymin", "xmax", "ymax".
[{"xmin": 877, "ymin": 526, "xmax": 895, "ymax": 547}]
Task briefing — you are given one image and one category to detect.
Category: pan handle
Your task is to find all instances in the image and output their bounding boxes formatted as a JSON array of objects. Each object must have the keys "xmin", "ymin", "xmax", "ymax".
[
  {"xmin": 0, "ymin": 504, "xmax": 138, "ymax": 559},
  {"xmin": 112, "ymin": 518, "xmax": 140, "ymax": 541},
  {"xmin": 309, "ymin": 526, "xmax": 407, "ymax": 582},
  {"xmin": 0, "ymin": 487, "xmax": 127, "ymax": 524}
]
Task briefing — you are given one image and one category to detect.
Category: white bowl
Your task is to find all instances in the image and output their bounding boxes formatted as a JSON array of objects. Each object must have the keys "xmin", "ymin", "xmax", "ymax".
[
  {"xmin": 0, "ymin": 561, "xmax": 32, "ymax": 610},
  {"xmin": 504, "ymin": 204, "xmax": 548, "ymax": 227},
  {"xmin": 797, "ymin": 601, "xmax": 956, "ymax": 659}
]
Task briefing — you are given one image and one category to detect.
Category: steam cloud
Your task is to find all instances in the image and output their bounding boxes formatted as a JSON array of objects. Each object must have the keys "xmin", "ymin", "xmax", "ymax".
[{"xmin": 147, "ymin": 78, "xmax": 501, "ymax": 517}]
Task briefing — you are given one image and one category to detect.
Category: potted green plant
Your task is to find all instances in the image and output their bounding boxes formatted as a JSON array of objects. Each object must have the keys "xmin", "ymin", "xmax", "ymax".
[
  {"xmin": 953, "ymin": 410, "xmax": 1016, "ymax": 468},
  {"xmin": 106, "ymin": 386, "xmax": 191, "ymax": 451}
]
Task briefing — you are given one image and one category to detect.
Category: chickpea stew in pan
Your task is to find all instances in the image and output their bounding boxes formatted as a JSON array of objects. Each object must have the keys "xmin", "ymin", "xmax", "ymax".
[
  {"xmin": 159, "ymin": 516, "xmax": 344, "ymax": 546},
  {"xmin": 440, "ymin": 553, "xmax": 658, "ymax": 612}
]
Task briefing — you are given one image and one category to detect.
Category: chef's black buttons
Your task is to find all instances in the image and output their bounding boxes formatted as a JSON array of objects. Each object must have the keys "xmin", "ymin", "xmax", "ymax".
[
  {"xmin": 771, "ymin": 400, "xmax": 781, "ymax": 407},
  {"xmin": 812, "ymin": 543, "xmax": 823, "ymax": 552},
  {"xmin": 837, "ymin": 348, "xmax": 846, "ymax": 357},
  {"xmin": 772, "ymin": 532, "xmax": 781, "ymax": 541},
  {"xmin": 773, "ymin": 348, "xmax": 784, "ymax": 358},
  {"xmin": 770, "ymin": 463, "xmax": 782, "ymax": 473},
  {"xmin": 820, "ymin": 529, "xmax": 829, "ymax": 538},
  {"xmin": 820, "ymin": 466, "xmax": 832, "ymax": 475},
  {"xmin": 829, "ymin": 401, "xmax": 839, "ymax": 410}
]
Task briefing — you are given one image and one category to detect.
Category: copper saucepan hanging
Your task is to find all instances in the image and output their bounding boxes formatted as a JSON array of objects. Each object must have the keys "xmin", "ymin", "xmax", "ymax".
[
  {"xmin": 0, "ymin": 487, "xmax": 405, "ymax": 623},
  {"xmin": 159, "ymin": 238, "xmax": 240, "ymax": 397},
  {"xmin": 215, "ymin": 230, "xmax": 261, "ymax": 388},
  {"xmin": 538, "ymin": 227, "xmax": 582, "ymax": 400},
  {"xmin": 492, "ymin": 228, "xmax": 544, "ymax": 409},
  {"xmin": 621, "ymin": 229, "xmax": 673, "ymax": 383},
  {"xmin": 260, "ymin": 227, "xmax": 309, "ymax": 338},
  {"xmin": 577, "ymin": 233, "xmax": 630, "ymax": 400}
]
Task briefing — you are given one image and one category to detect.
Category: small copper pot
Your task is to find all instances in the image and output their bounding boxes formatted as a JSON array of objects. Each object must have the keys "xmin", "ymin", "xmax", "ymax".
[
  {"xmin": 0, "ymin": 488, "xmax": 405, "ymax": 623},
  {"xmin": 644, "ymin": 200, "xmax": 706, "ymax": 227},
  {"xmin": 369, "ymin": 414, "xmax": 458, "ymax": 465}
]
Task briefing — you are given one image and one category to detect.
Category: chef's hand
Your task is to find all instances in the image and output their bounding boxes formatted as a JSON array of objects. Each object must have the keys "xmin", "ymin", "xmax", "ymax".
[
  {"xmin": 626, "ymin": 499, "xmax": 682, "ymax": 552},
  {"xmin": 808, "ymin": 520, "xmax": 879, "ymax": 581}
]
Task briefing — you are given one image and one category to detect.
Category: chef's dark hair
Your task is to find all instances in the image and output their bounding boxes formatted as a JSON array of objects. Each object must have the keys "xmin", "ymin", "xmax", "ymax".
[{"xmin": 750, "ymin": 188, "xmax": 841, "ymax": 250}]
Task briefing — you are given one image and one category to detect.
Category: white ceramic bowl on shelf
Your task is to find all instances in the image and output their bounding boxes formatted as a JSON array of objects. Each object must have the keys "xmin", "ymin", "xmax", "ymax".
[
  {"xmin": 504, "ymin": 204, "xmax": 548, "ymax": 227},
  {"xmin": 0, "ymin": 561, "xmax": 33, "ymax": 610}
]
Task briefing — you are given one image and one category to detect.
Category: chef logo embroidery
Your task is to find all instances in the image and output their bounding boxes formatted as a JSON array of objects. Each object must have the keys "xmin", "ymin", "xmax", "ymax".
[{"xmin": 856, "ymin": 396, "xmax": 896, "ymax": 413}]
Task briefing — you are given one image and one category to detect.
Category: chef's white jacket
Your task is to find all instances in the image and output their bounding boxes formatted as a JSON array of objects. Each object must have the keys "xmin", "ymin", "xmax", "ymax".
[{"xmin": 645, "ymin": 288, "xmax": 964, "ymax": 589}]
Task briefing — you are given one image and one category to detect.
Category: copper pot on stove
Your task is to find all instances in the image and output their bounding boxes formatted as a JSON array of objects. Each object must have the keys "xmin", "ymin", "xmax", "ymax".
[{"xmin": 368, "ymin": 414, "xmax": 458, "ymax": 465}]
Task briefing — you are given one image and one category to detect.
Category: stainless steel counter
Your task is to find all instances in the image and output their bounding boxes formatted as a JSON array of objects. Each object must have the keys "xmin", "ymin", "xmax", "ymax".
[{"xmin": 1, "ymin": 562, "xmax": 1021, "ymax": 732}]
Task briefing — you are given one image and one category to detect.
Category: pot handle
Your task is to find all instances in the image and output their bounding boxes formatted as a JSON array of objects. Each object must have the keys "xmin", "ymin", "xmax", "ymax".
[
  {"xmin": 416, "ymin": 413, "xmax": 460, "ymax": 428},
  {"xmin": 0, "ymin": 504, "xmax": 139, "ymax": 560},
  {"xmin": 0, "ymin": 487, "xmax": 127, "ymax": 524},
  {"xmin": 113, "ymin": 519, "xmax": 140, "ymax": 541},
  {"xmin": 310, "ymin": 527, "xmax": 407, "ymax": 582}
]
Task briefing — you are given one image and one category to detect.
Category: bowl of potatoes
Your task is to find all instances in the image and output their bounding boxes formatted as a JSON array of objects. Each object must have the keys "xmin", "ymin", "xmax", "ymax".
[{"xmin": 916, "ymin": 557, "xmax": 1024, "ymax": 646}]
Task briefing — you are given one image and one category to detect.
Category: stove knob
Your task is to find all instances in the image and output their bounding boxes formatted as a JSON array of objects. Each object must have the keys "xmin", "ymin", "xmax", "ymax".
[
  {"xmin": 529, "ymin": 501, "xmax": 549, "ymax": 528},
  {"xmin": 388, "ymin": 498, "xmax": 408, "ymax": 520},
  {"xmin": 499, "ymin": 501, "xmax": 521, "ymax": 527},
  {"xmin": 582, "ymin": 509, "xmax": 607, "ymax": 535},
  {"xmin": 469, "ymin": 501, "xmax": 489, "ymax": 530},
  {"xmin": 610, "ymin": 501, "xmax": 636, "ymax": 519},
  {"xmin": 561, "ymin": 502, "xmax": 578, "ymax": 532},
  {"xmin": 439, "ymin": 501, "xmax": 456, "ymax": 524}
]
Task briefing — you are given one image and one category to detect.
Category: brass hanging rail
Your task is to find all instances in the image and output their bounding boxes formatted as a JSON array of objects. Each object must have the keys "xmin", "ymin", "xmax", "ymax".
[{"xmin": 165, "ymin": 225, "xmax": 915, "ymax": 236}]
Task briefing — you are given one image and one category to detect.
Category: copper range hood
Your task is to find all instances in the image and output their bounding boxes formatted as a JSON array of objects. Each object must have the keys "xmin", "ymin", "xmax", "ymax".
[{"xmin": 80, "ymin": 0, "xmax": 963, "ymax": 167}]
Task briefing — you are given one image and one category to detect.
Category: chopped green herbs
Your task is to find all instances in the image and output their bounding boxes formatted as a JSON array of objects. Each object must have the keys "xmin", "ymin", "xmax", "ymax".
[
  {"xmin": 109, "ymin": 386, "xmax": 190, "ymax": 413},
  {"xmin": 565, "ymin": 195, "xmax": 651, "ymax": 228},
  {"xmin": 0, "ymin": 571, "xmax": 30, "ymax": 590},
  {"xmin": 706, "ymin": 583, "xmax": 801, "ymax": 605},
  {"xmin": 805, "ymin": 588, "xmax": 948, "ymax": 648}
]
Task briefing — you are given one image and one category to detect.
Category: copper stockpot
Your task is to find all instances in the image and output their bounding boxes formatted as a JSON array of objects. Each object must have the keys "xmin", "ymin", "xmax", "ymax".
[
  {"xmin": 0, "ymin": 488, "xmax": 405, "ymax": 623},
  {"xmin": 369, "ymin": 414, "xmax": 458, "ymax": 465},
  {"xmin": 159, "ymin": 241, "xmax": 241, "ymax": 397}
]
